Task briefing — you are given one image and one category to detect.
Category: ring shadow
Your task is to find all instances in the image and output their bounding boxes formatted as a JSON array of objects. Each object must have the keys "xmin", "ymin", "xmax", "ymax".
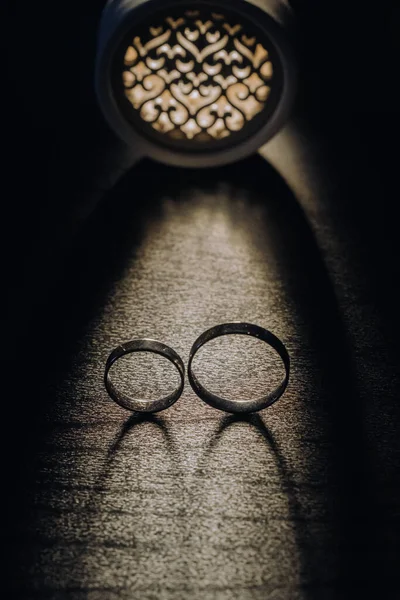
[
  {"xmin": 201, "ymin": 413, "xmax": 303, "ymax": 525},
  {"xmin": 187, "ymin": 412, "xmax": 324, "ymax": 597},
  {"xmin": 66, "ymin": 412, "xmax": 180, "ymax": 569},
  {"xmin": 107, "ymin": 412, "xmax": 176, "ymax": 459}
]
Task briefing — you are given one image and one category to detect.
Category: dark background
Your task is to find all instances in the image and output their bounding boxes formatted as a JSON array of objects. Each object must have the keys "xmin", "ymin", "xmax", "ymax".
[{"xmin": 3, "ymin": 1, "xmax": 400, "ymax": 598}]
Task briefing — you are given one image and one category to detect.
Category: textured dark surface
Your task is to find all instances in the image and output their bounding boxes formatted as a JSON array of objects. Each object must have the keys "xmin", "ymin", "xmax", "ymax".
[
  {"xmin": 5, "ymin": 135, "xmax": 400, "ymax": 598},
  {"xmin": 4, "ymin": 1, "xmax": 400, "ymax": 598}
]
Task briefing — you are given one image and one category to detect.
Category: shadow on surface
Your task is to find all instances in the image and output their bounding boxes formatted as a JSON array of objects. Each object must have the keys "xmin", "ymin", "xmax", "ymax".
[{"xmin": 107, "ymin": 413, "xmax": 175, "ymax": 458}]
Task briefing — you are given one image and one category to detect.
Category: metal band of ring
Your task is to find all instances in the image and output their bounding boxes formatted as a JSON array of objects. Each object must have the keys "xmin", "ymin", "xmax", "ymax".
[
  {"xmin": 188, "ymin": 323, "xmax": 290, "ymax": 414},
  {"xmin": 105, "ymin": 339, "xmax": 185, "ymax": 413}
]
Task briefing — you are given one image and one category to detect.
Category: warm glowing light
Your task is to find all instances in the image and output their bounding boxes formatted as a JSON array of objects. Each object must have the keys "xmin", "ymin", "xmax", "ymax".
[{"xmin": 121, "ymin": 10, "xmax": 274, "ymax": 142}]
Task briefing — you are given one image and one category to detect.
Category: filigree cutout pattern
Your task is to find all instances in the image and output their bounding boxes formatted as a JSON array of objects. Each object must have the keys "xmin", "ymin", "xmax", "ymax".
[{"xmin": 121, "ymin": 10, "xmax": 274, "ymax": 142}]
